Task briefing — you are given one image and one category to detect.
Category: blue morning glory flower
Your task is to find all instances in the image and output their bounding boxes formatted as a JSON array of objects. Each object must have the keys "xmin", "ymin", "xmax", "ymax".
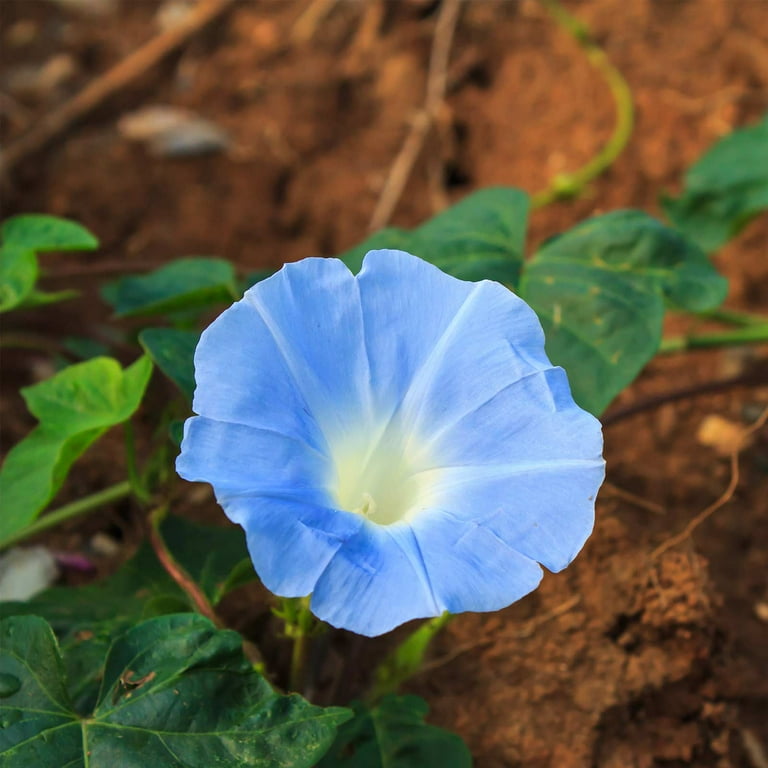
[{"xmin": 176, "ymin": 250, "xmax": 604, "ymax": 637}]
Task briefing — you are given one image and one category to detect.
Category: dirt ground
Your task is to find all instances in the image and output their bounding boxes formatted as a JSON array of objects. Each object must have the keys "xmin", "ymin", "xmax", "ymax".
[{"xmin": 1, "ymin": 0, "xmax": 768, "ymax": 766}]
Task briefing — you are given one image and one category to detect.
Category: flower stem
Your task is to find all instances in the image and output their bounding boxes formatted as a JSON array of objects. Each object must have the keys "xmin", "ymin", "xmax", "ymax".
[
  {"xmin": 696, "ymin": 308, "xmax": 768, "ymax": 327},
  {"xmin": 290, "ymin": 626, "xmax": 309, "ymax": 693},
  {"xmin": 0, "ymin": 480, "xmax": 132, "ymax": 551},
  {"xmin": 659, "ymin": 323, "xmax": 768, "ymax": 353},
  {"xmin": 367, "ymin": 612, "xmax": 452, "ymax": 702},
  {"xmin": 532, "ymin": 0, "xmax": 634, "ymax": 208},
  {"xmin": 283, "ymin": 596, "xmax": 314, "ymax": 692}
]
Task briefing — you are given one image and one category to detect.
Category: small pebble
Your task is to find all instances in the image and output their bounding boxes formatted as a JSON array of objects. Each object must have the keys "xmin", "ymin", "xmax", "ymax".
[
  {"xmin": 0, "ymin": 547, "xmax": 59, "ymax": 601},
  {"xmin": 696, "ymin": 414, "xmax": 752, "ymax": 456},
  {"xmin": 118, "ymin": 105, "xmax": 230, "ymax": 157}
]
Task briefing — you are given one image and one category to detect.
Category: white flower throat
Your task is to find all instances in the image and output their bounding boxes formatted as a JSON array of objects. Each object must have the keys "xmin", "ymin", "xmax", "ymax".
[{"xmin": 330, "ymin": 418, "xmax": 431, "ymax": 526}]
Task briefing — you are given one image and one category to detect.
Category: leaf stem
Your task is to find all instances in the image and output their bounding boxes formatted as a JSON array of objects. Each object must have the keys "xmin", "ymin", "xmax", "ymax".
[
  {"xmin": 124, "ymin": 420, "xmax": 150, "ymax": 503},
  {"xmin": 148, "ymin": 504, "xmax": 264, "ymax": 668},
  {"xmin": 659, "ymin": 323, "xmax": 768, "ymax": 353},
  {"xmin": 532, "ymin": 0, "xmax": 634, "ymax": 208},
  {"xmin": 0, "ymin": 480, "xmax": 132, "ymax": 551},
  {"xmin": 147, "ymin": 504, "xmax": 222, "ymax": 624},
  {"xmin": 696, "ymin": 308, "xmax": 768, "ymax": 327}
]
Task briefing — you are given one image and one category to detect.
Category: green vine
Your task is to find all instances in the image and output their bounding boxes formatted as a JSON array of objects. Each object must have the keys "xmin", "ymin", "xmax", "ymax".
[{"xmin": 532, "ymin": 0, "xmax": 634, "ymax": 208}]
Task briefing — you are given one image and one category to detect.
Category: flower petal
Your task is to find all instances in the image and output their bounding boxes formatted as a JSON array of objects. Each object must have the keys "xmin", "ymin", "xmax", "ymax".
[
  {"xmin": 356, "ymin": 250, "xmax": 477, "ymax": 413},
  {"xmin": 396, "ymin": 278, "xmax": 554, "ymax": 440},
  {"xmin": 191, "ymin": 300, "xmax": 327, "ymax": 452},
  {"xmin": 310, "ymin": 522, "xmax": 439, "ymax": 636},
  {"xmin": 224, "ymin": 494, "xmax": 365, "ymax": 597},
  {"xmin": 418, "ymin": 367, "xmax": 604, "ymax": 467},
  {"xmin": 176, "ymin": 416, "xmax": 333, "ymax": 499},
  {"xmin": 410, "ymin": 510, "xmax": 543, "ymax": 614},
  {"xmin": 425, "ymin": 462, "xmax": 603, "ymax": 572},
  {"xmin": 243, "ymin": 257, "xmax": 372, "ymax": 442}
]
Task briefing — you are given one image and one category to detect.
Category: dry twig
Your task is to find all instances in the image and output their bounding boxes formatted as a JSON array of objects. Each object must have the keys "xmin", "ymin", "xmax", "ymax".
[
  {"xmin": 602, "ymin": 368, "xmax": 768, "ymax": 427},
  {"xmin": 414, "ymin": 595, "xmax": 581, "ymax": 677},
  {"xmin": 602, "ymin": 481, "xmax": 666, "ymax": 515},
  {"xmin": 290, "ymin": 0, "xmax": 340, "ymax": 43},
  {"xmin": 0, "ymin": 0, "xmax": 236, "ymax": 177},
  {"xmin": 368, "ymin": 0, "xmax": 461, "ymax": 231},
  {"xmin": 650, "ymin": 407, "xmax": 768, "ymax": 561}
]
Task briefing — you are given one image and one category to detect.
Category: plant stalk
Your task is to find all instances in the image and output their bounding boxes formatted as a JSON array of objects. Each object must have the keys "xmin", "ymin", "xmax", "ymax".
[
  {"xmin": 532, "ymin": 0, "xmax": 634, "ymax": 208},
  {"xmin": 0, "ymin": 480, "xmax": 132, "ymax": 551},
  {"xmin": 659, "ymin": 323, "xmax": 768, "ymax": 353},
  {"xmin": 148, "ymin": 504, "xmax": 264, "ymax": 668}
]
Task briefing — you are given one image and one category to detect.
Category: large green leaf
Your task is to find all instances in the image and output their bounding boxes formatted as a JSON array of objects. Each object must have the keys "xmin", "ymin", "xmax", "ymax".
[
  {"xmin": 318, "ymin": 695, "xmax": 471, "ymax": 768},
  {"xmin": 0, "ymin": 515, "xmax": 255, "ymax": 713},
  {"xmin": 139, "ymin": 328, "xmax": 199, "ymax": 400},
  {"xmin": 0, "ymin": 245, "xmax": 38, "ymax": 313},
  {"xmin": 519, "ymin": 210, "xmax": 727, "ymax": 415},
  {"xmin": 1, "ymin": 214, "xmax": 99, "ymax": 252},
  {"xmin": 0, "ymin": 215, "xmax": 98, "ymax": 313},
  {"xmin": 0, "ymin": 356, "xmax": 153, "ymax": 542},
  {"xmin": 340, "ymin": 187, "xmax": 529, "ymax": 286},
  {"xmin": 0, "ymin": 614, "xmax": 350, "ymax": 768},
  {"xmin": 102, "ymin": 257, "xmax": 238, "ymax": 318},
  {"xmin": 662, "ymin": 114, "xmax": 768, "ymax": 252}
]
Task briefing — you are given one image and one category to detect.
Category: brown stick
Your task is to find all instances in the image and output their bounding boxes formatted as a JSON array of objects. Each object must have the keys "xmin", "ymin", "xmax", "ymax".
[
  {"xmin": 650, "ymin": 407, "xmax": 768, "ymax": 561},
  {"xmin": 368, "ymin": 0, "xmax": 461, "ymax": 231},
  {"xmin": 0, "ymin": 0, "xmax": 236, "ymax": 177},
  {"xmin": 601, "ymin": 368, "xmax": 768, "ymax": 427}
]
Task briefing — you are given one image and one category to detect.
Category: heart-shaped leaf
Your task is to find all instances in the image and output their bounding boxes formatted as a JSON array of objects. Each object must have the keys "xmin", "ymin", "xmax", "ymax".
[
  {"xmin": 102, "ymin": 257, "xmax": 238, "ymax": 318},
  {"xmin": 318, "ymin": 694, "xmax": 471, "ymax": 768},
  {"xmin": 519, "ymin": 210, "xmax": 727, "ymax": 415},
  {"xmin": 139, "ymin": 327, "xmax": 199, "ymax": 400},
  {"xmin": 1, "ymin": 215, "xmax": 99, "ymax": 252},
  {"xmin": 0, "ymin": 614, "xmax": 350, "ymax": 767},
  {"xmin": 0, "ymin": 515, "xmax": 255, "ymax": 713},
  {"xmin": 340, "ymin": 187, "xmax": 529, "ymax": 286},
  {"xmin": 662, "ymin": 114, "xmax": 768, "ymax": 252},
  {"xmin": 0, "ymin": 356, "xmax": 153, "ymax": 542}
]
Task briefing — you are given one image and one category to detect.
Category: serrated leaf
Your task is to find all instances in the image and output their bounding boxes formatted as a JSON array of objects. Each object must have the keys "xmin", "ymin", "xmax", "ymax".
[
  {"xmin": 0, "ymin": 515, "xmax": 255, "ymax": 713},
  {"xmin": 662, "ymin": 114, "xmax": 768, "ymax": 252},
  {"xmin": 0, "ymin": 356, "xmax": 153, "ymax": 541},
  {"xmin": 519, "ymin": 210, "xmax": 727, "ymax": 415},
  {"xmin": 0, "ymin": 614, "xmax": 350, "ymax": 768},
  {"xmin": 0, "ymin": 245, "xmax": 38, "ymax": 313},
  {"xmin": 102, "ymin": 257, "xmax": 238, "ymax": 318},
  {"xmin": 139, "ymin": 327, "xmax": 199, "ymax": 400},
  {"xmin": 340, "ymin": 187, "xmax": 529, "ymax": 286},
  {"xmin": 1, "ymin": 214, "xmax": 99, "ymax": 252},
  {"xmin": 318, "ymin": 695, "xmax": 471, "ymax": 768}
]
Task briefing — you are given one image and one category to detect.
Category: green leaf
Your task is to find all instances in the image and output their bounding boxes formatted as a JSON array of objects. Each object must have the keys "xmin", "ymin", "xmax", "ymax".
[
  {"xmin": 0, "ymin": 356, "xmax": 153, "ymax": 541},
  {"xmin": 0, "ymin": 515, "xmax": 255, "ymax": 712},
  {"xmin": 0, "ymin": 245, "xmax": 38, "ymax": 313},
  {"xmin": 662, "ymin": 114, "xmax": 768, "ymax": 252},
  {"xmin": 519, "ymin": 210, "xmax": 727, "ymax": 415},
  {"xmin": 340, "ymin": 187, "xmax": 529, "ymax": 286},
  {"xmin": 0, "ymin": 215, "xmax": 97, "ymax": 313},
  {"xmin": 102, "ymin": 257, "xmax": 238, "ymax": 318},
  {"xmin": 0, "ymin": 614, "xmax": 351, "ymax": 768},
  {"xmin": 1, "ymin": 214, "xmax": 99, "ymax": 252},
  {"xmin": 318, "ymin": 695, "xmax": 471, "ymax": 768},
  {"xmin": 139, "ymin": 328, "xmax": 199, "ymax": 400}
]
